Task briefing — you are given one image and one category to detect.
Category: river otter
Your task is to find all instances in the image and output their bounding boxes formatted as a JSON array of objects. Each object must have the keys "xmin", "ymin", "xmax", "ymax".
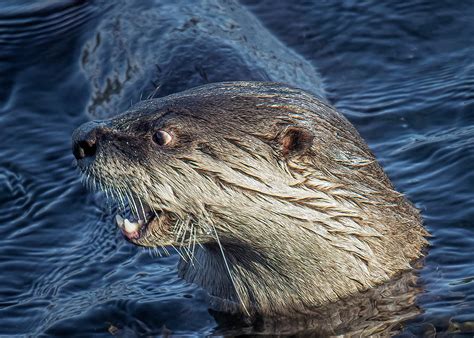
[{"xmin": 72, "ymin": 81, "xmax": 428, "ymax": 317}]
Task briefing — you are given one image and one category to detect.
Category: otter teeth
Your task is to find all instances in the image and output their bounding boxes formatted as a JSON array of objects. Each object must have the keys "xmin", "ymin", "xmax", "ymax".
[
  {"xmin": 115, "ymin": 214, "xmax": 124, "ymax": 228},
  {"xmin": 124, "ymin": 219, "xmax": 140, "ymax": 233},
  {"xmin": 115, "ymin": 214, "xmax": 144, "ymax": 233}
]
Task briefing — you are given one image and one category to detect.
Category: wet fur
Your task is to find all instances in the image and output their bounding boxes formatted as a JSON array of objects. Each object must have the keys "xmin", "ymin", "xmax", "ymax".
[{"xmin": 74, "ymin": 81, "xmax": 428, "ymax": 317}]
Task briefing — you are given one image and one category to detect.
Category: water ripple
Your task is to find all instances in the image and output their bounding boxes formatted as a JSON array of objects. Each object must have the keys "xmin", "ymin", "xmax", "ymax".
[{"xmin": 0, "ymin": 0, "xmax": 473, "ymax": 335}]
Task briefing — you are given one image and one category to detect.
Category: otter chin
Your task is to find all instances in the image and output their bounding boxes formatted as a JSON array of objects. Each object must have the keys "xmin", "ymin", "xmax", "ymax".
[{"xmin": 72, "ymin": 81, "xmax": 428, "ymax": 317}]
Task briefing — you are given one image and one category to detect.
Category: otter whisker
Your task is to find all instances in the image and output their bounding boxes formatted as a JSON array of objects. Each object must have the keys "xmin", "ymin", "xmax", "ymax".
[
  {"xmin": 125, "ymin": 190, "xmax": 139, "ymax": 217},
  {"xmin": 151, "ymin": 207, "xmax": 160, "ymax": 219},
  {"xmin": 187, "ymin": 224, "xmax": 193, "ymax": 255},
  {"xmin": 154, "ymin": 247, "xmax": 162, "ymax": 258},
  {"xmin": 182, "ymin": 246, "xmax": 193, "ymax": 265},
  {"xmin": 171, "ymin": 243, "xmax": 188, "ymax": 263},
  {"xmin": 83, "ymin": 172, "xmax": 91, "ymax": 190},
  {"xmin": 179, "ymin": 229, "xmax": 197, "ymax": 266},
  {"xmin": 116, "ymin": 187, "xmax": 127, "ymax": 211},
  {"xmin": 210, "ymin": 221, "xmax": 250, "ymax": 316},
  {"xmin": 185, "ymin": 223, "xmax": 197, "ymax": 266},
  {"xmin": 175, "ymin": 218, "xmax": 188, "ymax": 245},
  {"xmin": 179, "ymin": 224, "xmax": 187, "ymax": 247},
  {"xmin": 137, "ymin": 196, "xmax": 147, "ymax": 220},
  {"xmin": 147, "ymin": 82, "xmax": 161, "ymax": 100},
  {"xmin": 161, "ymin": 245, "xmax": 170, "ymax": 256},
  {"xmin": 148, "ymin": 247, "xmax": 156, "ymax": 258},
  {"xmin": 191, "ymin": 225, "xmax": 197, "ymax": 267},
  {"xmin": 80, "ymin": 173, "xmax": 86, "ymax": 189},
  {"xmin": 180, "ymin": 230, "xmax": 195, "ymax": 266},
  {"xmin": 174, "ymin": 220, "xmax": 183, "ymax": 242},
  {"xmin": 98, "ymin": 180, "xmax": 105, "ymax": 194},
  {"xmin": 119, "ymin": 190, "xmax": 128, "ymax": 211},
  {"xmin": 104, "ymin": 186, "xmax": 112, "ymax": 202},
  {"xmin": 88, "ymin": 170, "xmax": 97, "ymax": 191}
]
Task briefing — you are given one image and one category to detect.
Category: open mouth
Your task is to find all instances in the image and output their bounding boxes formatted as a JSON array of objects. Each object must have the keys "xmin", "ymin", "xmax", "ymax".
[{"xmin": 114, "ymin": 200, "xmax": 157, "ymax": 241}]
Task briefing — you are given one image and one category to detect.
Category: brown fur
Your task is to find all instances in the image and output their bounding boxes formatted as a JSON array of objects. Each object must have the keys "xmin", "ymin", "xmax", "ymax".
[{"xmin": 73, "ymin": 81, "xmax": 428, "ymax": 317}]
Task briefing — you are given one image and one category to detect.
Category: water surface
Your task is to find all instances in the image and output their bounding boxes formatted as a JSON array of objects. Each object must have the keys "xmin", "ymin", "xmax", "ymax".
[{"xmin": 0, "ymin": 0, "xmax": 473, "ymax": 335}]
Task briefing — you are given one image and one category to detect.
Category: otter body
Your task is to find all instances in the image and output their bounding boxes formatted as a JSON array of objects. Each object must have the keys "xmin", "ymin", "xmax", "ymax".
[
  {"xmin": 73, "ymin": 82, "xmax": 427, "ymax": 317},
  {"xmin": 73, "ymin": 0, "xmax": 427, "ymax": 322}
]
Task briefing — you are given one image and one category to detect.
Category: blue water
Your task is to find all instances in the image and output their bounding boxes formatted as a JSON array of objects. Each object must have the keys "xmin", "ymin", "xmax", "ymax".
[{"xmin": 0, "ymin": 0, "xmax": 473, "ymax": 336}]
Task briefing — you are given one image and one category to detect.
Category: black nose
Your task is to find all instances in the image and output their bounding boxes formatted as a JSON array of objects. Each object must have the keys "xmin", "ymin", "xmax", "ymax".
[{"xmin": 72, "ymin": 121, "xmax": 108, "ymax": 160}]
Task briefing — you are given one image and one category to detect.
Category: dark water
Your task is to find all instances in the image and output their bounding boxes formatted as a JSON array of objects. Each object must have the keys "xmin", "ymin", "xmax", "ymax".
[{"xmin": 0, "ymin": 0, "xmax": 473, "ymax": 336}]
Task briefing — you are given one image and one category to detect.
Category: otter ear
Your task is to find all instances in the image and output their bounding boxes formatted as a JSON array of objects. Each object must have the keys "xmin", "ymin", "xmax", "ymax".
[{"xmin": 280, "ymin": 126, "xmax": 314, "ymax": 157}]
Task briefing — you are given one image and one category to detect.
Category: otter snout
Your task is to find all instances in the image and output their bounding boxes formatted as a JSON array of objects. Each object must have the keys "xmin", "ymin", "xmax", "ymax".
[{"xmin": 72, "ymin": 121, "xmax": 109, "ymax": 161}]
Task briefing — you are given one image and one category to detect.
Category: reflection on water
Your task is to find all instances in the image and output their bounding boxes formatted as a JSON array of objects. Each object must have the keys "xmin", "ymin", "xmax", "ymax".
[{"xmin": 0, "ymin": 0, "xmax": 473, "ymax": 335}]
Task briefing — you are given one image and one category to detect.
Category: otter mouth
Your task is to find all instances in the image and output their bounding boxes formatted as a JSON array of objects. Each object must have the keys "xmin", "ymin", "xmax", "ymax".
[{"xmin": 114, "ymin": 199, "xmax": 158, "ymax": 242}]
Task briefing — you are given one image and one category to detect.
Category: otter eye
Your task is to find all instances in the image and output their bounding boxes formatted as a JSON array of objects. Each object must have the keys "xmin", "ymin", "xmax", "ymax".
[{"xmin": 153, "ymin": 130, "xmax": 172, "ymax": 146}]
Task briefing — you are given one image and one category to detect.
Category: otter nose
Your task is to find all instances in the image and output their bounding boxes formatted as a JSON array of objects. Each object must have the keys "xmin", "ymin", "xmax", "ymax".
[{"xmin": 72, "ymin": 121, "xmax": 108, "ymax": 161}]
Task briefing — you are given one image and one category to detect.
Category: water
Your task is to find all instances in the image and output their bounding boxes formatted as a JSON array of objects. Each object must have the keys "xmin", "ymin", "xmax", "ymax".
[{"xmin": 0, "ymin": 0, "xmax": 473, "ymax": 335}]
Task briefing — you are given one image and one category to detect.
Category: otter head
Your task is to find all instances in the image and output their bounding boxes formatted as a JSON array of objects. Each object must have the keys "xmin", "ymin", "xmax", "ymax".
[
  {"xmin": 72, "ymin": 83, "xmax": 318, "ymax": 248},
  {"xmin": 72, "ymin": 82, "xmax": 426, "ymax": 316}
]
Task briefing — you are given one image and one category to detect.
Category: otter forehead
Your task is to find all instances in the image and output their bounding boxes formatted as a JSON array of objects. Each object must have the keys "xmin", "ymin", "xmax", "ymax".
[{"xmin": 108, "ymin": 81, "xmax": 333, "ymax": 134}]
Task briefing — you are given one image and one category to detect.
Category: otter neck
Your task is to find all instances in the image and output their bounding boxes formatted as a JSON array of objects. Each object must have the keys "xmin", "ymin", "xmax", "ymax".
[
  {"xmin": 178, "ymin": 242, "xmax": 278, "ymax": 316},
  {"xmin": 177, "ymin": 235, "xmax": 348, "ymax": 317}
]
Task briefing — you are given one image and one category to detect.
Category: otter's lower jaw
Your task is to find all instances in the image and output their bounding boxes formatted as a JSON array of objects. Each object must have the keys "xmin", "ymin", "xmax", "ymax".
[{"xmin": 113, "ymin": 200, "xmax": 176, "ymax": 246}]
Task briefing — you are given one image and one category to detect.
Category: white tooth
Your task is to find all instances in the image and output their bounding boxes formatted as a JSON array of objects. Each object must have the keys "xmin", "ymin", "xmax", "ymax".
[
  {"xmin": 115, "ymin": 214, "xmax": 124, "ymax": 228},
  {"xmin": 124, "ymin": 219, "xmax": 139, "ymax": 233}
]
